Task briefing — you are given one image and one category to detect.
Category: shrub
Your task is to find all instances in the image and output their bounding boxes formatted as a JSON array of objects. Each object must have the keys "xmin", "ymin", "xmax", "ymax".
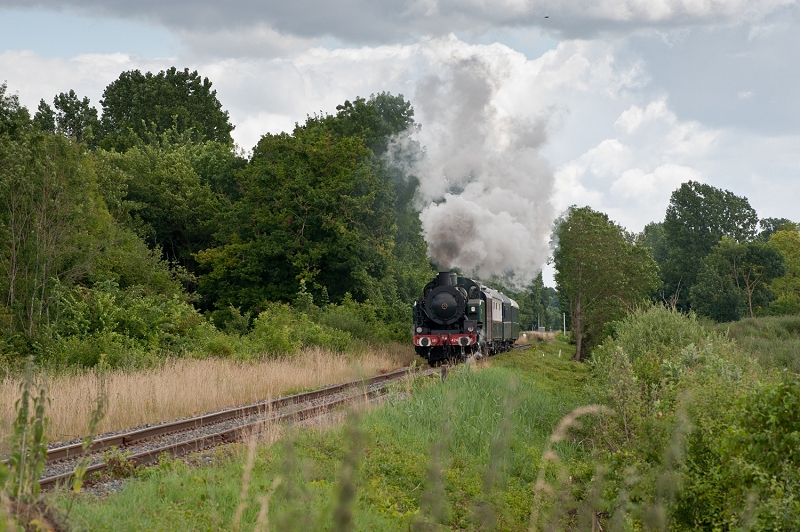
[
  {"xmin": 247, "ymin": 303, "xmax": 354, "ymax": 356},
  {"xmin": 674, "ymin": 375, "xmax": 800, "ymax": 530},
  {"xmin": 319, "ymin": 296, "xmax": 408, "ymax": 343},
  {"xmin": 37, "ymin": 281, "xmax": 213, "ymax": 368},
  {"xmin": 582, "ymin": 305, "xmax": 765, "ymax": 527}
]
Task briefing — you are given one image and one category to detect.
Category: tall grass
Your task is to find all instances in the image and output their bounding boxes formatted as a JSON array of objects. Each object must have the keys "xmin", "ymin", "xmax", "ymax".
[
  {"xmin": 0, "ymin": 346, "xmax": 415, "ymax": 447},
  {"xmin": 713, "ymin": 315, "xmax": 800, "ymax": 372}
]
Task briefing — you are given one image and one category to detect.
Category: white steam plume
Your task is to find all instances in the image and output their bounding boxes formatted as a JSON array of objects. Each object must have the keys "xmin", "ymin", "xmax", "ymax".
[{"xmin": 408, "ymin": 55, "xmax": 555, "ymax": 286}]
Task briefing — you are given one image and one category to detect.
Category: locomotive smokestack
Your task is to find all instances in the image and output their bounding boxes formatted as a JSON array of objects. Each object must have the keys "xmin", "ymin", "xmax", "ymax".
[{"xmin": 438, "ymin": 271, "xmax": 455, "ymax": 286}]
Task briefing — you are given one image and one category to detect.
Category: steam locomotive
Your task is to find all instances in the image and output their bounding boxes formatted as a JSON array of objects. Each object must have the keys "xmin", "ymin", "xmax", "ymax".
[{"xmin": 413, "ymin": 271, "xmax": 520, "ymax": 365}]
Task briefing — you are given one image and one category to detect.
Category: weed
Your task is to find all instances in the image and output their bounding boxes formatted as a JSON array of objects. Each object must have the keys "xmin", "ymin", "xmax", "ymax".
[
  {"xmin": 6, "ymin": 360, "xmax": 49, "ymax": 503},
  {"xmin": 102, "ymin": 447, "xmax": 137, "ymax": 479},
  {"xmin": 332, "ymin": 412, "xmax": 362, "ymax": 531},
  {"xmin": 232, "ymin": 439, "xmax": 258, "ymax": 531}
]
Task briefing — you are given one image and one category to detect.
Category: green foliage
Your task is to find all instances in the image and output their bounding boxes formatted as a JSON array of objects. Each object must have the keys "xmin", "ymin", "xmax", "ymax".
[
  {"xmin": 713, "ymin": 315, "xmax": 800, "ymax": 372},
  {"xmin": 38, "ymin": 281, "xmax": 213, "ymax": 368},
  {"xmin": 640, "ymin": 221, "xmax": 669, "ymax": 265},
  {"xmin": 3, "ymin": 81, "xmax": 429, "ymax": 371},
  {"xmin": 99, "ymin": 138, "xmax": 222, "ymax": 269},
  {"xmin": 553, "ymin": 206, "xmax": 660, "ymax": 360},
  {"xmin": 99, "ymin": 67, "xmax": 234, "ymax": 151},
  {"xmin": 317, "ymin": 295, "xmax": 408, "ymax": 342},
  {"xmin": 308, "ymin": 92, "xmax": 416, "ymax": 156},
  {"xmin": 661, "ymin": 181, "xmax": 759, "ymax": 310},
  {"xmin": 34, "ymin": 90, "xmax": 102, "ymax": 146},
  {"xmin": 583, "ymin": 306, "xmax": 800, "ymax": 530},
  {"xmin": 592, "ymin": 305, "xmax": 711, "ymax": 391},
  {"xmin": 0, "ymin": 128, "xmax": 115, "ymax": 336},
  {"xmin": 197, "ymin": 124, "xmax": 397, "ymax": 310},
  {"xmin": 190, "ymin": 139, "xmax": 247, "ymax": 199},
  {"xmin": 102, "ymin": 447, "xmax": 139, "ymax": 479},
  {"xmin": 769, "ymin": 223, "xmax": 800, "ymax": 315},
  {"xmin": 0, "ymin": 82, "xmax": 31, "ymax": 138},
  {"xmin": 758, "ymin": 217, "xmax": 793, "ymax": 242},
  {"xmin": 6, "ymin": 362, "xmax": 49, "ymax": 503},
  {"xmin": 53, "ymin": 90, "xmax": 100, "ymax": 143},
  {"xmin": 248, "ymin": 303, "xmax": 354, "ymax": 356},
  {"xmin": 32, "ymin": 99, "xmax": 55, "ymax": 134},
  {"xmin": 303, "ymin": 92, "xmax": 433, "ymax": 305},
  {"xmin": 673, "ymin": 375, "xmax": 800, "ymax": 530},
  {"xmin": 690, "ymin": 237, "xmax": 786, "ymax": 321}
]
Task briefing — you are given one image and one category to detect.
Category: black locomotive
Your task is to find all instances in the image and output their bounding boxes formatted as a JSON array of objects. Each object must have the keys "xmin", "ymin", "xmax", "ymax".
[{"xmin": 413, "ymin": 271, "xmax": 520, "ymax": 365}]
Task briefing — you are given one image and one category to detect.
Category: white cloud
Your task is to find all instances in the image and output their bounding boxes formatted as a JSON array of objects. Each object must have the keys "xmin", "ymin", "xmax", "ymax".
[
  {"xmin": 0, "ymin": 50, "xmax": 174, "ymax": 112},
  {"xmin": 553, "ymin": 98, "xmax": 719, "ymax": 230}
]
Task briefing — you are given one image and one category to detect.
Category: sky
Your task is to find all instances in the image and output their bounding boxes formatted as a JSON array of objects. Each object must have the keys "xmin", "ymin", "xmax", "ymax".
[{"xmin": 1, "ymin": 0, "xmax": 799, "ymax": 285}]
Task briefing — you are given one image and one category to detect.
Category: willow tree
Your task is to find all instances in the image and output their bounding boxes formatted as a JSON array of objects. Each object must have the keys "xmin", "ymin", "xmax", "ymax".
[{"xmin": 553, "ymin": 206, "xmax": 659, "ymax": 361}]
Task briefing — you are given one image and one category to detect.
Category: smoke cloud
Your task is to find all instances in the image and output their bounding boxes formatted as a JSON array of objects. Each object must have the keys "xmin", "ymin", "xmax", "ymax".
[{"xmin": 408, "ymin": 54, "xmax": 555, "ymax": 286}]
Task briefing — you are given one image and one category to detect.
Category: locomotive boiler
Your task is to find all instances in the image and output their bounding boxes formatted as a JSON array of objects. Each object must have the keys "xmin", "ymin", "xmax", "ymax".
[{"xmin": 413, "ymin": 272, "xmax": 520, "ymax": 365}]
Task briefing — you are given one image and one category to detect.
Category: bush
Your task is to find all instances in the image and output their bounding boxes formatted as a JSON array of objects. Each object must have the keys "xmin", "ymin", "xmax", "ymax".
[
  {"xmin": 581, "ymin": 305, "xmax": 765, "ymax": 528},
  {"xmin": 318, "ymin": 296, "xmax": 408, "ymax": 343},
  {"xmin": 674, "ymin": 375, "xmax": 800, "ymax": 530},
  {"xmin": 37, "ymin": 281, "xmax": 214, "ymax": 368},
  {"xmin": 247, "ymin": 304, "xmax": 354, "ymax": 356}
]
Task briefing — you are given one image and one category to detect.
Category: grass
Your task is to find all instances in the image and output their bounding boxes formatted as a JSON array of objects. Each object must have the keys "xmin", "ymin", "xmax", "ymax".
[
  {"xmin": 54, "ymin": 337, "xmax": 589, "ymax": 531},
  {"xmin": 712, "ymin": 315, "xmax": 800, "ymax": 372},
  {"xmin": 0, "ymin": 346, "xmax": 416, "ymax": 449}
]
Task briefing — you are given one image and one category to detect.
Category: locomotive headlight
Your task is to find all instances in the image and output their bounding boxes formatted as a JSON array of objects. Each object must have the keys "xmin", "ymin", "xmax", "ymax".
[
  {"xmin": 416, "ymin": 327, "xmax": 422, "ymax": 333},
  {"xmin": 468, "ymin": 326, "xmax": 474, "ymax": 332}
]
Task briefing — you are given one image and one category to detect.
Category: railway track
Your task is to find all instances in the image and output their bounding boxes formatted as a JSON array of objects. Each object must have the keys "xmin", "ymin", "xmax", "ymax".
[{"xmin": 38, "ymin": 365, "xmax": 440, "ymax": 490}]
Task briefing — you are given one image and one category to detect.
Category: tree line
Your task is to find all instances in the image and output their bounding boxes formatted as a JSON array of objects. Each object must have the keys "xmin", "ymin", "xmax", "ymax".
[
  {"xmin": 554, "ymin": 183, "xmax": 798, "ymax": 360},
  {"xmin": 0, "ymin": 70, "xmax": 434, "ymax": 365},
  {"xmin": 3, "ymin": 67, "xmax": 796, "ymax": 368}
]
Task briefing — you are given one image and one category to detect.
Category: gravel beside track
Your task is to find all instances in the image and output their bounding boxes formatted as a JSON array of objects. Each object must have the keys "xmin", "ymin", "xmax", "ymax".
[{"xmin": 39, "ymin": 365, "xmax": 441, "ymax": 490}]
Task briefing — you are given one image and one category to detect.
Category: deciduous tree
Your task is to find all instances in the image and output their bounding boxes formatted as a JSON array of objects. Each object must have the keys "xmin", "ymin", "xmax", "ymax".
[
  {"xmin": 0, "ymin": 131, "xmax": 110, "ymax": 335},
  {"xmin": 690, "ymin": 238, "xmax": 786, "ymax": 321},
  {"xmin": 196, "ymin": 125, "xmax": 396, "ymax": 312},
  {"xmin": 661, "ymin": 181, "xmax": 758, "ymax": 311},
  {"xmin": 100, "ymin": 139, "xmax": 222, "ymax": 270},
  {"xmin": 100, "ymin": 67, "xmax": 233, "ymax": 151},
  {"xmin": 758, "ymin": 217, "xmax": 793, "ymax": 242},
  {"xmin": 769, "ymin": 223, "xmax": 800, "ymax": 315},
  {"xmin": 553, "ymin": 206, "xmax": 659, "ymax": 360}
]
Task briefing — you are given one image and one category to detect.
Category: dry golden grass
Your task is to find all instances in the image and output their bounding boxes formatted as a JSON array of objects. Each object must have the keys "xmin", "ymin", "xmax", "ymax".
[{"xmin": 0, "ymin": 346, "xmax": 415, "ymax": 447}]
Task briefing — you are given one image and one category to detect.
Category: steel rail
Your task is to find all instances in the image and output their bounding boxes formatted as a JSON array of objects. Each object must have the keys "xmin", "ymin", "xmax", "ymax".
[
  {"xmin": 44, "ymin": 365, "xmax": 420, "ymax": 463},
  {"xmin": 38, "ymin": 386, "xmax": 393, "ymax": 489},
  {"xmin": 37, "ymin": 365, "xmax": 438, "ymax": 489}
]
